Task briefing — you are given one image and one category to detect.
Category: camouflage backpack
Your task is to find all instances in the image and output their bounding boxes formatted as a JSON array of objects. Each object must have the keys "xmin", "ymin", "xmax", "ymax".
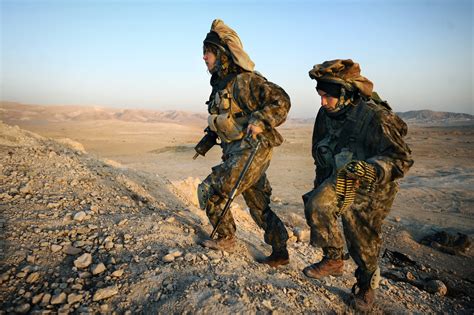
[{"xmin": 370, "ymin": 91, "xmax": 392, "ymax": 110}]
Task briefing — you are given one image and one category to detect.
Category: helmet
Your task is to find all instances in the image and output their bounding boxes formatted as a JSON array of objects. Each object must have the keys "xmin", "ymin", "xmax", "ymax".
[
  {"xmin": 203, "ymin": 31, "xmax": 228, "ymax": 53},
  {"xmin": 309, "ymin": 59, "xmax": 373, "ymax": 97},
  {"xmin": 203, "ymin": 19, "xmax": 254, "ymax": 72}
]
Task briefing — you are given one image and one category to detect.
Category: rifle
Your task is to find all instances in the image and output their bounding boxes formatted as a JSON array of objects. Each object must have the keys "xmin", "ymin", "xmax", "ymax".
[
  {"xmin": 193, "ymin": 127, "xmax": 218, "ymax": 160},
  {"xmin": 210, "ymin": 137, "xmax": 261, "ymax": 239}
]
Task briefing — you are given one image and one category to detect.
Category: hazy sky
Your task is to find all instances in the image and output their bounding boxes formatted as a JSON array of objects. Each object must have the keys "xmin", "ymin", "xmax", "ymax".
[{"xmin": 1, "ymin": 0, "xmax": 472, "ymax": 117}]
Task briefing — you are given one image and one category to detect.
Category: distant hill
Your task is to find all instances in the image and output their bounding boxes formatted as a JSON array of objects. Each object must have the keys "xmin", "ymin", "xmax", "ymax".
[
  {"xmin": 0, "ymin": 102, "xmax": 207, "ymax": 125},
  {"xmin": 396, "ymin": 110, "xmax": 473, "ymax": 123},
  {"xmin": 1, "ymin": 102, "xmax": 472, "ymax": 125},
  {"xmin": 288, "ymin": 110, "xmax": 474, "ymax": 125}
]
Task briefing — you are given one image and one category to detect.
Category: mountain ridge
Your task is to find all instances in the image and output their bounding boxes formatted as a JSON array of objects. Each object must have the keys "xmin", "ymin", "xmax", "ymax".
[{"xmin": 1, "ymin": 101, "xmax": 472, "ymax": 125}]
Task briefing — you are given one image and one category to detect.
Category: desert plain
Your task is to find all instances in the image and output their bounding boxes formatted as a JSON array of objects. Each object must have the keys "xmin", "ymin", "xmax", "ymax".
[{"xmin": 1, "ymin": 102, "xmax": 473, "ymax": 313}]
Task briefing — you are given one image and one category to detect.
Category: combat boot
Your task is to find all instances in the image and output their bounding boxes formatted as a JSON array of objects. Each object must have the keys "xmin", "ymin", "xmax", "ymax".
[
  {"xmin": 256, "ymin": 248, "xmax": 289, "ymax": 267},
  {"xmin": 351, "ymin": 284, "xmax": 375, "ymax": 312},
  {"xmin": 200, "ymin": 236, "xmax": 236, "ymax": 252},
  {"xmin": 302, "ymin": 257, "xmax": 344, "ymax": 279}
]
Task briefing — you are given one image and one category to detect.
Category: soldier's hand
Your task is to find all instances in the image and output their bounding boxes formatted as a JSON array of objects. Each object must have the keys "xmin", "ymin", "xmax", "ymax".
[
  {"xmin": 344, "ymin": 160, "xmax": 378, "ymax": 184},
  {"xmin": 246, "ymin": 124, "xmax": 263, "ymax": 140}
]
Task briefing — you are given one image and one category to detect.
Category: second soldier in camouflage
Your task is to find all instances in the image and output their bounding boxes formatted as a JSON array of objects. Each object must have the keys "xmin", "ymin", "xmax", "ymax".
[{"xmin": 302, "ymin": 59, "xmax": 414, "ymax": 311}]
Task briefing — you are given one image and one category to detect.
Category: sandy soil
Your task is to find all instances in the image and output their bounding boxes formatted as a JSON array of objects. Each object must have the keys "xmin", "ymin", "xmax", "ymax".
[{"xmin": 18, "ymin": 119, "xmax": 474, "ymax": 238}]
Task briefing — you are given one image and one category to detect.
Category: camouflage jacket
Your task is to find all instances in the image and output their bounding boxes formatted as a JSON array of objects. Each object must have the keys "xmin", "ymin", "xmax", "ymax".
[
  {"xmin": 208, "ymin": 71, "xmax": 291, "ymax": 147},
  {"xmin": 312, "ymin": 98, "xmax": 414, "ymax": 188}
]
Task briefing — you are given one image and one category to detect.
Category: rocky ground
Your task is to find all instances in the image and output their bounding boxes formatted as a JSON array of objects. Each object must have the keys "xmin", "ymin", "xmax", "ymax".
[{"xmin": 1, "ymin": 121, "xmax": 473, "ymax": 314}]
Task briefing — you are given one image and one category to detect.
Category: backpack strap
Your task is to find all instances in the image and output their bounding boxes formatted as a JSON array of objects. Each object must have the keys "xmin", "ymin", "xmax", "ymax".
[
  {"xmin": 352, "ymin": 102, "xmax": 376, "ymax": 160},
  {"xmin": 225, "ymin": 75, "xmax": 248, "ymax": 120},
  {"xmin": 338, "ymin": 101, "xmax": 375, "ymax": 160}
]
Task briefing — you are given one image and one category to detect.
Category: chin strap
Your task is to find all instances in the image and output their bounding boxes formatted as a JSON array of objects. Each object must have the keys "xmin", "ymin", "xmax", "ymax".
[
  {"xmin": 214, "ymin": 46, "xmax": 233, "ymax": 77},
  {"xmin": 332, "ymin": 86, "xmax": 354, "ymax": 112}
]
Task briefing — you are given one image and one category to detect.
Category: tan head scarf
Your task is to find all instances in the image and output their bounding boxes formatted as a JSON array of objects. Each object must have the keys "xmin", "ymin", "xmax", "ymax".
[
  {"xmin": 208, "ymin": 19, "xmax": 255, "ymax": 72},
  {"xmin": 309, "ymin": 59, "xmax": 373, "ymax": 97}
]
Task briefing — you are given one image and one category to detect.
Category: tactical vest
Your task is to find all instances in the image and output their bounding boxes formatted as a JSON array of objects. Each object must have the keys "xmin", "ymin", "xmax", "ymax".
[
  {"xmin": 207, "ymin": 76, "xmax": 249, "ymax": 143},
  {"xmin": 315, "ymin": 99, "xmax": 381, "ymax": 181}
]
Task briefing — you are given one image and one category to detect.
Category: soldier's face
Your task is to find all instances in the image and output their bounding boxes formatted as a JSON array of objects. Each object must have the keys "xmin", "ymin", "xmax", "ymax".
[
  {"xmin": 203, "ymin": 49, "xmax": 217, "ymax": 72},
  {"xmin": 317, "ymin": 89, "xmax": 339, "ymax": 112}
]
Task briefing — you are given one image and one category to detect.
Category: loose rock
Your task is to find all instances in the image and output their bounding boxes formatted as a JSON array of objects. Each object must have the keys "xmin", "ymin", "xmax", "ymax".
[
  {"xmin": 63, "ymin": 245, "xmax": 82, "ymax": 255},
  {"xmin": 26, "ymin": 255, "xmax": 36, "ymax": 264},
  {"xmin": 51, "ymin": 292, "xmax": 67, "ymax": 305},
  {"xmin": 93, "ymin": 286, "xmax": 118, "ymax": 301},
  {"xmin": 41, "ymin": 293, "xmax": 52, "ymax": 306},
  {"xmin": 104, "ymin": 241, "xmax": 114, "ymax": 250},
  {"xmin": 73, "ymin": 211, "xmax": 87, "ymax": 222},
  {"xmin": 51, "ymin": 244, "xmax": 63, "ymax": 253},
  {"xmin": 92, "ymin": 263, "xmax": 106, "ymax": 275},
  {"xmin": 26, "ymin": 271, "xmax": 40, "ymax": 283},
  {"xmin": 111, "ymin": 269, "xmax": 124, "ymax": 277},
  {"xmin": 14, "ymin": 303, "xmax": 30, "ymax": 314},
  {"xmin": 168, "ymin": 249, "xmax": 183, "ymax": 258},
  {"xmin": 32, "ymin": 293, "xmax": 44, "ymax": 304},
  {"xmin": 162, "ymin": 254, "xmax": 175, "ymax": 263},
  {"xmin": 74, "ymin": 253, "xmax": 92, "ymax": 269},
  {"xmin": 67, "ymin": 293, "xmax": 83, "ymax": 304}
]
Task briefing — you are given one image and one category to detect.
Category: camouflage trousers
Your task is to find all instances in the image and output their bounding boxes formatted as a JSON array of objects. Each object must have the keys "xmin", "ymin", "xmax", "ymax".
[
  {"xmin": 203, "ymin": 139, "xmax": 289, "ymax": 250},
  {"xmin": 304, "ymin": 176, "xmax": 398, "ymax": 280}
]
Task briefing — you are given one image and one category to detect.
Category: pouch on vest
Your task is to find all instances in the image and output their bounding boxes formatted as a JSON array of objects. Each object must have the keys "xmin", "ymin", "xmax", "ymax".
[
  {"xmin": 207, "ymin": 79, "xmax": 248, "ymax": 143},
  {"xmin": 214, "ymin": 112, "xmax": 245, "ymax": 142}
]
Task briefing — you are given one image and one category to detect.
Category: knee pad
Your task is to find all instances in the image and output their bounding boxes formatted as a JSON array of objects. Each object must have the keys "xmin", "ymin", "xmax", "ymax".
[
  {"xmin": 356, "ymin": 266, "xmax": 381, "ymax": 289},
  {"xmin": 370, "ymin": 267, "xmax": 381, "ymax": 289},
  {"xmin": 197, "ymin": 181, "xmax": 213, "ymax": 210}
]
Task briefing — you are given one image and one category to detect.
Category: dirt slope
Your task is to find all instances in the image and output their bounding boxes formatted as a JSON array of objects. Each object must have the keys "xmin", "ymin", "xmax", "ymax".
[{"xmin": 0, "ymin": 122, "xmax": 472, "ymax": 314}]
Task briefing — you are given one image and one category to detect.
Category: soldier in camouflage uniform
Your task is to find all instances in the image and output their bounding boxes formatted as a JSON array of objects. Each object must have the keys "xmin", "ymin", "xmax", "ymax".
[
  {"xmin": 302, "ymin": 59, "xmax": 413, "ymax": 311},
  {"xmin": 197, "ymin": 19, "xmax": 291, "ymax": 267}
]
